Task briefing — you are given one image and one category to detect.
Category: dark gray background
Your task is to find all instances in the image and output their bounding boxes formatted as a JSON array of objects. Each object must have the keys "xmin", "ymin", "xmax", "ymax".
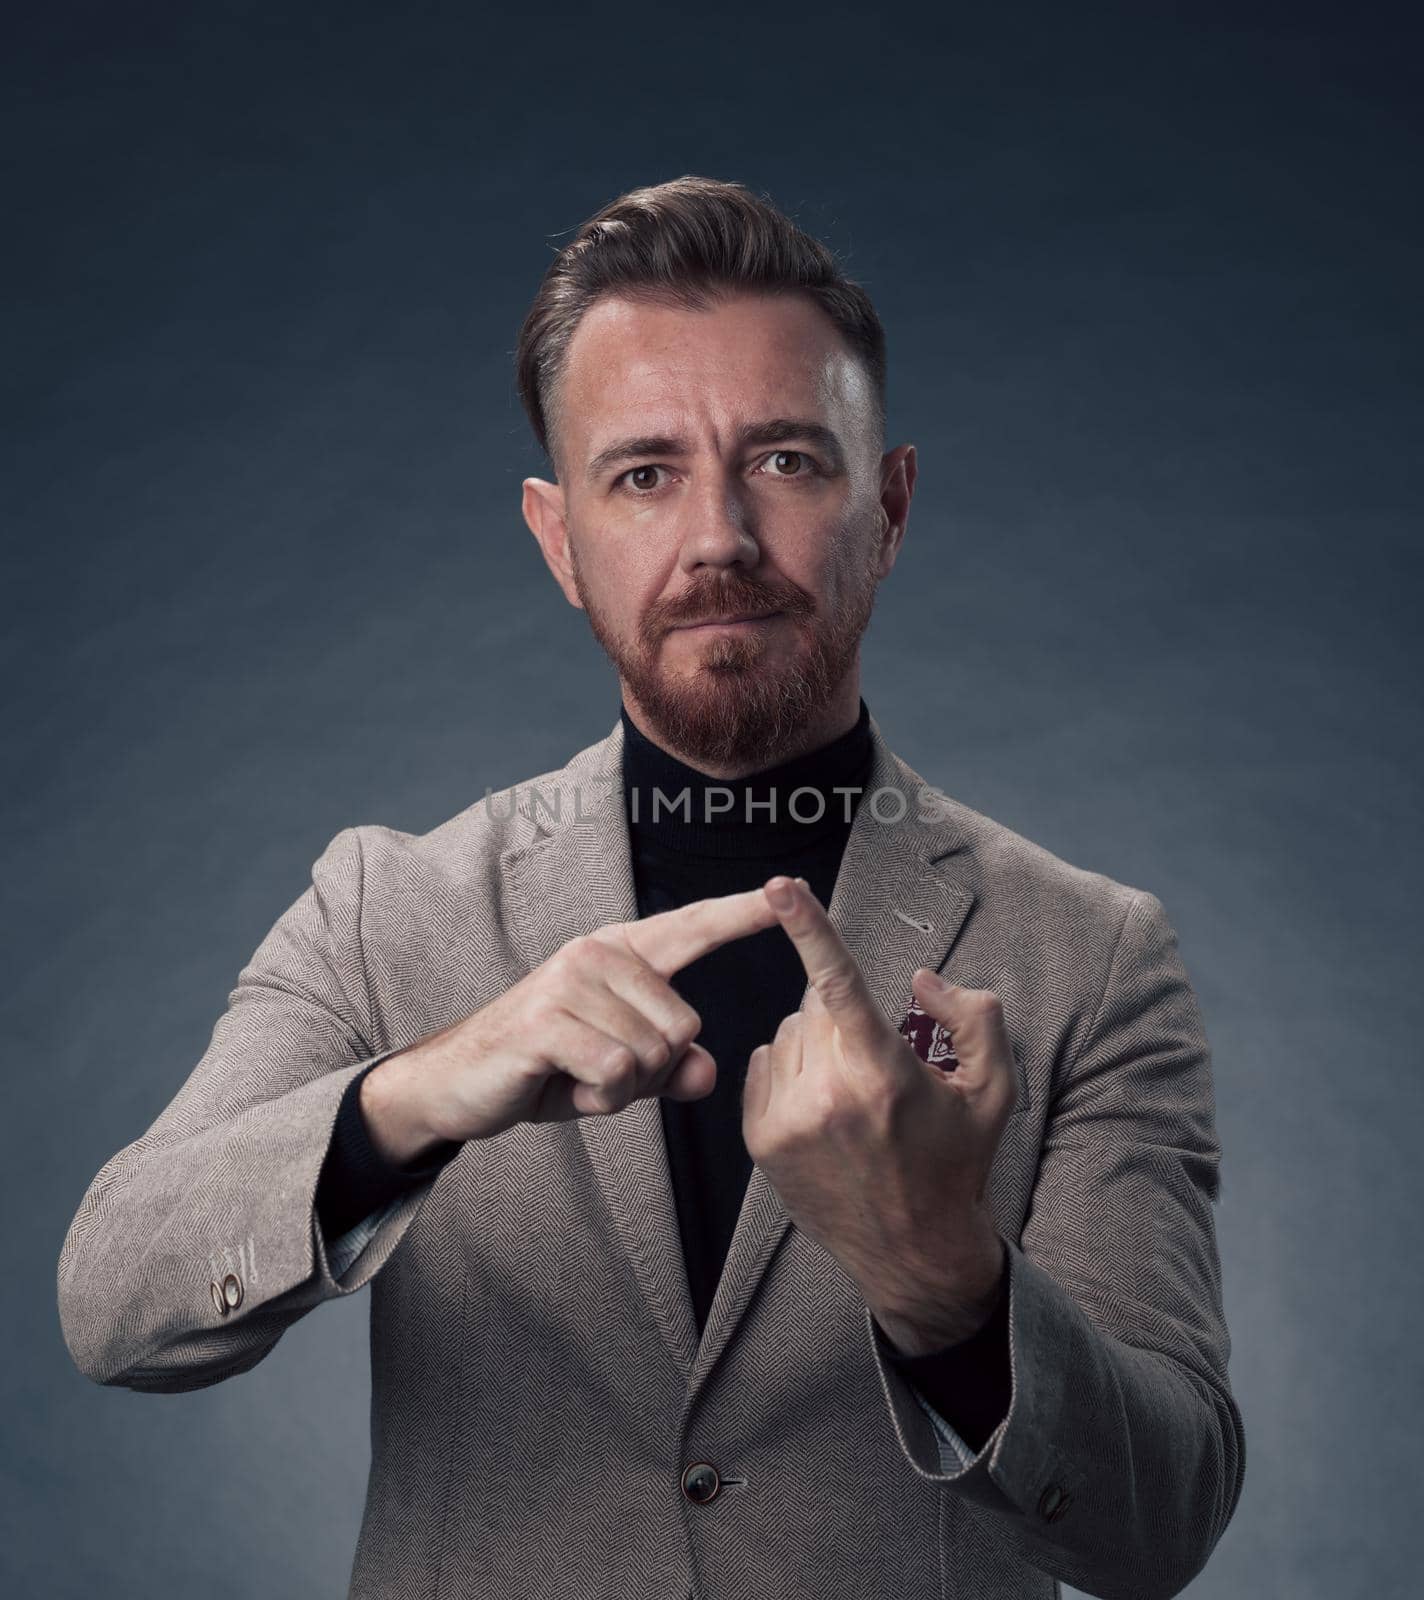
[{"xmin": 7, "ymin": 2, "xmax": 1419, "ymax": 1595}]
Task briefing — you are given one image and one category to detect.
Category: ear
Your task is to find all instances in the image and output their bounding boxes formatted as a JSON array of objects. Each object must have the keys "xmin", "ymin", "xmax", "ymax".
[
  {"xmin": 521, "ymin": 476, "xmax": 584, "ymax": 611},
  {"xmin": 874, "ymin": 443, "xmax": 916, "ymax": 578}
]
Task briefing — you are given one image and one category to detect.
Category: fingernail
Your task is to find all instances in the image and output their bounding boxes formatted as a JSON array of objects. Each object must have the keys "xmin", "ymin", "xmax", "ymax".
[{"xmin": 916, "ymin": 967, "xmax": 949, "ymax": 990}]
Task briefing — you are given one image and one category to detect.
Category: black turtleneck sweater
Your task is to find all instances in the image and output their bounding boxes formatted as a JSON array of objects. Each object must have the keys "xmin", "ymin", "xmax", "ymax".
[{"xmin": 315, "ymin": 700, "xmax": 1010, "ymax": 1454}]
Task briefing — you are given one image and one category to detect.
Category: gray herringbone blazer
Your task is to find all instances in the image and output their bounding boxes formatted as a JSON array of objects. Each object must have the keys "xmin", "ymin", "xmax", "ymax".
[{"xmin": 57, "ymin": 713, "xmax": 1246, "ymax": 1600}]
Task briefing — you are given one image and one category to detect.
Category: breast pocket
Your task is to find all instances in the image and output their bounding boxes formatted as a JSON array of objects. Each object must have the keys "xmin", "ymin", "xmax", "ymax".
[{"xmin": 898, "ymin": 971, "xmax": 1032, "ymax": 1118}]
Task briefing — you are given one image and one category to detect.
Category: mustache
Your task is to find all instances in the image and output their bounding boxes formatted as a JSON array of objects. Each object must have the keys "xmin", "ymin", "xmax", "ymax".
[{"xmin": 646, "ymin": 574, "xmax": 815, "ymax": 633}]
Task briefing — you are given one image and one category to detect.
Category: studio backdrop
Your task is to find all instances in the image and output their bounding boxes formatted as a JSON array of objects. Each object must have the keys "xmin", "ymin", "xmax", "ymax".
[{"xmin": 5, "ymin": 3, "xmax": 1419, "ymax": 1597}]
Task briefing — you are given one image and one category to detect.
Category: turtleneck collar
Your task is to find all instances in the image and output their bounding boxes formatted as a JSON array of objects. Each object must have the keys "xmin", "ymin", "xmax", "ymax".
[{"xmin": 619, "ymin": 698, "xmax": 875, "ymax": 859}]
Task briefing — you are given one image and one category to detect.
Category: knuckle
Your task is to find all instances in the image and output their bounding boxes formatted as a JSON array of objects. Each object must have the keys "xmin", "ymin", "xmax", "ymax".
[
  {"xmin": 600, "ymin": 1044, "xmax": 638, "ymax": 1089},
  {"xmin": 569, "ymin": 933, "xmax": 610, "ymax": 970},
  {"xmin": 671, "ymin": 1006, "xmax": 701, "ymax": 1046},
  {"xmin": 814, "ymin": 1082, "xmax": 851, "ymax": 1130},
  {"xmin": 818, "ymin": 969, "xmax": 859, "ymax": 1010},
  {"xmin": 548, "ymin": 938, "xmax": 584, "ymax": 979}
]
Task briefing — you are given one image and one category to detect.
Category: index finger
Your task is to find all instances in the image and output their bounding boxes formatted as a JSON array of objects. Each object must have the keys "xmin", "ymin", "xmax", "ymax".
[
  {"xmin": 765, "ymin": 875, "xmax": 880, "ymax": 1045},
  {"xmin": 620, "ymin": 887, "xmax": 783, "ymax": 978}
]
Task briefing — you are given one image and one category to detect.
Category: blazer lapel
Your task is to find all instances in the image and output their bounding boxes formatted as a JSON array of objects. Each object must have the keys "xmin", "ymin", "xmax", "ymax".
[
  {"xmin": 502, "ymin": 719, "xmax": 704, "ymax": 1380},
  {"xmin": 502, "ymin": 711, "xmax": 979, "ymax": 1400}
]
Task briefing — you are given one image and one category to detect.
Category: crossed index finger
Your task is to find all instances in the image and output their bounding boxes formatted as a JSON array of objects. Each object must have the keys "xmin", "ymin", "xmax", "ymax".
[
  {"xmin": 621, "ymin": 887, "xmax": 783, "ymax": 978},
  {"xmin": 764, "ymin": 875, "xmax": 881, "ymax": 1048}
]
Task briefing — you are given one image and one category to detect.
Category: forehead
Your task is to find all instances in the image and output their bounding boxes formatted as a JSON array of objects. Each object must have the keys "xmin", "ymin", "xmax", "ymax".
[{"xmin": 558, "ymin": 291, "xmax": 871, "ymax": 451}]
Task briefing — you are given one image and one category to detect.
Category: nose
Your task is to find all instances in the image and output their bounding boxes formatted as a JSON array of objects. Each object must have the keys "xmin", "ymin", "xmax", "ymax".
[{"xmin": 676, "ymin": 469, "xmax": 761, "ymax": 574}]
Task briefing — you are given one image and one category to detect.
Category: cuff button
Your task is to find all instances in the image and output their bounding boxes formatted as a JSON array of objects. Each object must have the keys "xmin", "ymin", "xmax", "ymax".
[{"xmin": 221, "ymin": 1272, "xmax": 244, "ymax": 1311}]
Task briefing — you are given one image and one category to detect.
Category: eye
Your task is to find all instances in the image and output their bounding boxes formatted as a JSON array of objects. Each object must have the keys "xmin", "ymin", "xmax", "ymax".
[
  {"xmin": 618, "ymin": 464, "xmax": 668, "ymax": 494},
  {"xmin": 754, "ymin": 449, "xmax": 820, "ymax": 480},
  {"xmin": 613, "ymin": 450, "xmax": 822, "ymax": 496}
]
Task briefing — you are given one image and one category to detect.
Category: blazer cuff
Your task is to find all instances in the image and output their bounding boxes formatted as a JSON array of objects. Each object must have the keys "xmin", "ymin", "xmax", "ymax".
[
  {"xmin": 324, "ymin": 1194, "xmax": 407, "ymax": 1279},
  {"xmin": 876, "ymin": 1241, "xmax": 1011, "ymax": 1459},
  {"xmin": 866, "ymin": 1234, "xmax": 1088, "ymax": 1522}
]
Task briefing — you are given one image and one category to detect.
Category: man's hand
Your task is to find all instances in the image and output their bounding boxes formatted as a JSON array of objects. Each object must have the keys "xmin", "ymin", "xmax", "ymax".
[
  {"xmin": 744, "ymin": 875, "xmax": 1017, "ymax": 1353},
  {"xmin": 362, "ymin": 888, "xmax": 782, "ymax": 1162}
]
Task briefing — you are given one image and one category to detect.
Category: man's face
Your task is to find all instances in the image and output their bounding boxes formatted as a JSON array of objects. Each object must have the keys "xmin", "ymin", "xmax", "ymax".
[{"xmin": 522, "ymin": 289, "xmax": 915, "ymax": 771}]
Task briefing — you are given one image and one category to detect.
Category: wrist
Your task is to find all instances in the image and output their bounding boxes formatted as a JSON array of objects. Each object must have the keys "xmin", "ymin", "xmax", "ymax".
[
  {"xmin": 871, "ymin": 1226, "xmax": 1007, "ymax": 1357},
  {"xmin": 359, "ymin": 1050, "xmax": 450, "ymax": 1171}
]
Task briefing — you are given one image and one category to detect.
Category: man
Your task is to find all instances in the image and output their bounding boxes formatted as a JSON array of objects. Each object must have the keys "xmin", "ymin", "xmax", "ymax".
[{"xmin": 58, "ymin": 176, "xmax": 1245, "ymax": 1600}]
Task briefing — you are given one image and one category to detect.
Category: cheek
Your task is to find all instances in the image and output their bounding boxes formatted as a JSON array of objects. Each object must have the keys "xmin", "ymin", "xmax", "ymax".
[
  {"xmin": 586, "ymin": 540, "xmax": 678, "ymax": 636},
  {"xmin": 769, "ymin": 514, "xmax": 838, "ymax": 579},
  {"xmin": 790, "ymin": 524, "xmax": 867, "ymax": 602},
  {"xmin": 828, "ymin": 515, "xmax": 883, "ymax": 587},
  {"xmin": 575, "ymin": 521, "xmax": 651, "ymax": 596}
]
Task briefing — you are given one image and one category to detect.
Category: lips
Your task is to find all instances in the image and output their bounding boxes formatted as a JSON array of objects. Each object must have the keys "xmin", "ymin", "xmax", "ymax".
[{"xmin": 675, "ymin": 611, "xmax": 781, "ymax": 629}]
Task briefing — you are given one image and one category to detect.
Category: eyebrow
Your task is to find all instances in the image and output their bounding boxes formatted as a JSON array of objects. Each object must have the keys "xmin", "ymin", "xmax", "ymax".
[{"xmin": 585, "ymin": 417, "xmax": 849, "ymax": 483}]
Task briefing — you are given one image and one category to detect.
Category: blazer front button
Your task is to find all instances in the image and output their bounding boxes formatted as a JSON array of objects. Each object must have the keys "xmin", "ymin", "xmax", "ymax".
[
  {"xmin": 681, "ymin": 1462, "xmax": 720, "ymax": 1504},
  {"xmin": 221, "ymin": 1272, "xmax": 243, "ymax": 1312},
  {"xmin": 1037, "ymin": 1483, "xmax": 1072, "ymax": 1522}
]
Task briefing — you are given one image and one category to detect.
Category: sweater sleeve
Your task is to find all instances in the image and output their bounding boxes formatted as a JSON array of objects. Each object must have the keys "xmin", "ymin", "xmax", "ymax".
[
  {"xmin": 878, "ymin": 1249, "xmax": 1011, "ymax": 1456},
  {"xmin": 315, "ymin": 1058, "xmax": 462, "ymax": 1244}
]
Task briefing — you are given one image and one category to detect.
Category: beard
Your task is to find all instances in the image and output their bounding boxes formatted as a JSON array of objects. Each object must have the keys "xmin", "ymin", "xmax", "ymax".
[{"xmin": 568, "ymin": 533, "xmax": 883, "ymax": 771}]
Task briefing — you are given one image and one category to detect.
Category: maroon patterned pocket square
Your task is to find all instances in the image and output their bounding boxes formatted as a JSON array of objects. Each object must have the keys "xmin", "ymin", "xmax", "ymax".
[{"xmin": 898, "ymin": 993, "xmax": 960, "ymax": 1072}]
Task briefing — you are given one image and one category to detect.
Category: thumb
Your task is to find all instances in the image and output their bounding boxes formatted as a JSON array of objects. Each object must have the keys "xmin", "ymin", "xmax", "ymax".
[
  {"xmin": 910, "ymin": 968, "xmax": 965, "ymax": 1013},
  {"xmin": 909, "ymin": 969, "xmax": 1011, "ymax": 1094}
]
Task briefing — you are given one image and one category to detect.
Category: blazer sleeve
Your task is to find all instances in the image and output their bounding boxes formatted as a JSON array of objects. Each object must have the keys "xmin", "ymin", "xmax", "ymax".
[
  {"xmin": 56, "ymin": 826, "xmax": 454, "ymax": 1393},
  {"xmin": 865, "ymin": 889, "xmax": 1247, "ymax": 1600}
]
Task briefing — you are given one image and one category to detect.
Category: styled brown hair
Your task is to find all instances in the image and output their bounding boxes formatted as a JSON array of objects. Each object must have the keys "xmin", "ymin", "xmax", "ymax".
[{"xmin": 514, "ymin": 175, "xmax": 887, "ymax": 476}]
